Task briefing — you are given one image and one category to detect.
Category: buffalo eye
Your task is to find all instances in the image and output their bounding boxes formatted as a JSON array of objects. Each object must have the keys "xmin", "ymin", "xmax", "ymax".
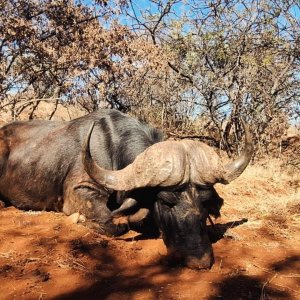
[{"xmin": 156, "ymin": 191, "xmax": 179, "ymax": 207}]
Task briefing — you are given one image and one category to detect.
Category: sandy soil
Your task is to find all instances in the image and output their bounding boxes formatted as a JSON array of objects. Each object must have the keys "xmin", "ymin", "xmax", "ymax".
[{"xmin": 0, "ymin": 196, "xmax": 299, "ymax": 300}]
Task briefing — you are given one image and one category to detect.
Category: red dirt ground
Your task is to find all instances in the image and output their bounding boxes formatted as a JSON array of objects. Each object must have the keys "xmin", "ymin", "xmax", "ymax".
[{"xmin": 0, "ymin": 204, "xmax": 299, "ymax": 300}]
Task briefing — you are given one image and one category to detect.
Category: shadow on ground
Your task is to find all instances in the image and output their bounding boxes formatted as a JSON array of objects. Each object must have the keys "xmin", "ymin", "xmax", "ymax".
[{"xmin": 0, "ymin": 208, "xmax": 298, "ymax": 300}]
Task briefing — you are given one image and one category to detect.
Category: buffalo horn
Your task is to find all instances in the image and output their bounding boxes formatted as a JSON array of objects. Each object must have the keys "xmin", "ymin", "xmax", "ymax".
[
  {"xmin": 82, "ymin": 119, "xmax": 253, "ymax": 191},
  {"xmin": 111, "ymin": 198, "xmax": 138, "ymax": 217},
  {"xmin": 223, "ymin": 119, "xmax": 254, "ymax": 183},
  {"xmin": 82, "ymin": 122, "xmax": 189, "ymax": 191},
  {"xmin": 82, "ymin": 122, "xmax": 134, "ymax": 191}
]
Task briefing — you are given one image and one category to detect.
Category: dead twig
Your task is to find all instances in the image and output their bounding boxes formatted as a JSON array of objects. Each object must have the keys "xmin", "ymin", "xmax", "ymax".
[
  {"xmin": 260, "ymin": 273, "xmax": 278, "ymax": 300},
  {"xmin": 252, "ymin": 263, "xmax": 300, "ymax": 278}
]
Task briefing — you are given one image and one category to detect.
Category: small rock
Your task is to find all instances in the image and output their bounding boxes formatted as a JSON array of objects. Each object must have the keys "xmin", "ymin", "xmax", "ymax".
[
  {"xmin": 78, "ymin": 214, "xmax": 86, "ymax": 223},
  {"xmin": 65, "ymin": 212, "xmax": 80, "ymax": 224}
]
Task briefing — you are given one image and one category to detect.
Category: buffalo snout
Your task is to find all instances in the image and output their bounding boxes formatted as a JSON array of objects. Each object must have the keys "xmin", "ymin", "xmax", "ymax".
[{"xmin": 166, "ymin": 242, "xmax": 214, "ymax": 270}]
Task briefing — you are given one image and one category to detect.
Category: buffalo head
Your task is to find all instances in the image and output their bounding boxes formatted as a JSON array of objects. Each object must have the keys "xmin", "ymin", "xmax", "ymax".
[{"xmin": 82, "ymin": 120, "xmax": 253, "ymax": 269}]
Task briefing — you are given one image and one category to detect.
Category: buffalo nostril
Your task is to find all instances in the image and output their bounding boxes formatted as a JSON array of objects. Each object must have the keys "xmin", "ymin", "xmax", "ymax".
[
  {"xmin": 166, "ymin": 247, "xmax": 214, "ymax": 270},
  {"xmin": 185, "ymin": 252, "xmax": 214, "ymax": 270}
]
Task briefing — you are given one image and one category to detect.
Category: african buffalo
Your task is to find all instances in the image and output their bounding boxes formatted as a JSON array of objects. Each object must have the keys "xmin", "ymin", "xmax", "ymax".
[{"xmin": 0, "ymin": 109, "xmax": 253, "ymax": 269}]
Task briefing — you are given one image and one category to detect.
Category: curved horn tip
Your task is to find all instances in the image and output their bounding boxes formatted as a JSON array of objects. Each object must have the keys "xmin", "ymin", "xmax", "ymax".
[
  {"xmin": 223, "ymin": 118, "xmax": 254, "ymax": 183},
  {"xmin": 82, "ymin": 121, "xmax": 96, "ymax": 163},
  {"xmin": 111, "ymin": 198, "xmax": 138, "ymax": 217},
  {"xmin": 81, "ymin": 121, "xmax": 133, "ymax": 191}
]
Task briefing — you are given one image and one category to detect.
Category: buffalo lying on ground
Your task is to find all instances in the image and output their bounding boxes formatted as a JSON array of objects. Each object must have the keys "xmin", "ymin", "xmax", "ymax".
[{"xmin": 0, "ymin": 109, "xmax": 253, "ymax": 269}]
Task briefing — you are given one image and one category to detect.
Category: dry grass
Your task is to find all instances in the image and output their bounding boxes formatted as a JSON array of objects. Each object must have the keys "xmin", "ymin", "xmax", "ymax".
[
  {"xmin": 216, "ymin": 159, "xmax": 300, "ymax": 239},
  {"xmin": 0, "ymin": 101, "xmax": 86, "ymax": 123}
]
